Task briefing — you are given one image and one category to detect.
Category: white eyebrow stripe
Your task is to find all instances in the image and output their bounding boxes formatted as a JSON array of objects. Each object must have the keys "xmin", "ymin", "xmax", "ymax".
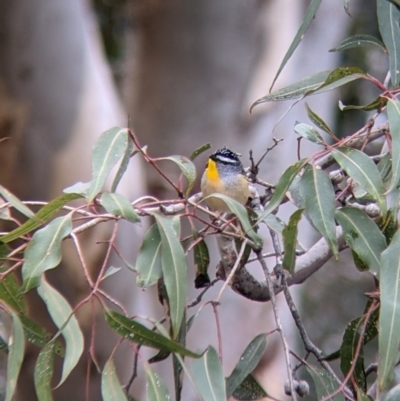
[{"xmin": 215, "ymin": 155, "xmax": 238, "ymax": 164}]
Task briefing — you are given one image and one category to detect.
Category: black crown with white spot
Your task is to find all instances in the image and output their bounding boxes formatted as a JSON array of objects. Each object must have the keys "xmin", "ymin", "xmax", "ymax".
[{"xmin": 210, "ymin": 146, "xmax": 241, "ymax": 165}]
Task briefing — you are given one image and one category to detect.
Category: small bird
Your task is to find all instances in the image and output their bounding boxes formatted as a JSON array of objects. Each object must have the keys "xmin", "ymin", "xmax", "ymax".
[{"xmin": 201, "ymin": 147, "xmax": 250, "ymax": 212}]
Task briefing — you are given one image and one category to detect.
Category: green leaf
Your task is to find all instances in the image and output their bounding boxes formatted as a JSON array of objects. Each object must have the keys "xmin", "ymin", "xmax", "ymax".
[
  {"xmin": 0, "ymin": 273, "xmax": 26, "ymax": 314},
  {"xmin": 37, "ymin": 278, "xmax": 84, "ymax": 386},
  {"xmin": 192, "ymin": 346, "xmax": 226, "ymax": 401},
  {"xmin": 21, "ymin": 214, "xmax": 73, "ymax": 293},
  {"xmin": 378, "ymin": 229, "xmax": 400, "ymax": 390},
  {"xmin": 307, "ymin": 366, "xmax": 345, "ymax": 401},
  {"xmin": 377, "ymin": 0, "xmax": 400, "ymax": 87},
  {"xmin": 330, "ymin": 34, "xmax": 386, "ymax": 52},
  {"xmin": 193, "ymin": 231, "xmax": 210, "ymax": 289},
  {"xmin": 387, "ymin": 100, "xmax": 400, "ymax": 192},
  {"xmin": 19, "ymin": 315, "xmax": 48, "ymax": 348},
  {"xmin": 339, "ymin": 96, "xmax": 387, "ymax": 112},
  {"xmin": 231, "ymin": 374, "xmax": 268, "ymax": 400},
  {"xmin": 100, "ymin": 192, "xmax": 140, "ymax": 223},
  {"xmin": 294, "ymin": 122, "xmax": 325, "ymax": 145},
  {"xmin": 34, "ymin": 342, "xmax": 55, "ymax": 401},
  {"xmin": 111, "ymin": 136, "xmax": 134, "ymax": 193},
  {"xmin": 63, "ymin": 181, "xmax": 91, "ymax": 197},
  {"xmin": 257, "ymin": 159, "xmax": 306, "ymax": 224},
  {"xmin": 305, "ymin": 103, "xmax": 335, "ymax": 138},
  {"xmin": 385, "ymin": 384, "xmax": 400, "ymax": 401},
  {"xmin": 269, "ymin": 0, "xmax": 323, "ymax": 91},
  {"xmin": 282, "ymin": 209, "xmax": 304, "ymax": 274},
  {"xmin": 226, "ymin": 334, "xmax": 267, "ymax": 398},
  {"xmin": 135, "ymin": 224, "xmax": 163, "ymax": 288},
  {"xmin": 205, "ymin": 194, "xmax": 262, "ymax": 248},
  {"xmin": 335, "ymin": 207, "xmax": 387, "ymax": 277},
  {"xmin": 102, "ymin": 266, "xmax": 122, "ymax": 281},
  {"xmin": 301, "ymin": 165, "xmax": 338, "ymax": 256},
  {"xmin": 101, "ymin": 357, "xmax": 128, "ymax": 401},
  {"xmin": 104, "ymin": 310, "xmax": 201, "ymax": 358},
  {"xmin": 190, "ymin": 143, "xmax": 212, "ymax": 161},
  {"xmin": 0, "ymin": 184, "xmax": 38, "ymax": 221},
  {"xmin": 144, "ymin": 364, "xmax": 170, "ymax": 401},
  {"xmin": 378, "ymin": 153, "xmax": 393, "ymax": 184},
  {"xmin": 5, "ymin": 309, "xmax": 25, "ymax": 401},
  {"xmin": 152, "ymin": 213, "xmax": 187, "ymax": 339},
  {"xmin": 87, "ymin": 127, "xmax": 129, "ymax": 201},
  {"xmin": 157, "ymin": 155, "xmax": 197, "ymax": 197},
  {"xmin": 0, "ymin": 193, "xmax": 81, "ymax": 244},
  {"xmin": 332, "ymin": 147, "xmax": 386, "ymax": 214}
]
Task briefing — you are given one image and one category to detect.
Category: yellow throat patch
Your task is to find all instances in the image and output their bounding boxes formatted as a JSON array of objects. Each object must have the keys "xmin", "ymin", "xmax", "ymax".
[{"xmin": 206, "ymin": 159, "xmax": 220, "ymax": 182}]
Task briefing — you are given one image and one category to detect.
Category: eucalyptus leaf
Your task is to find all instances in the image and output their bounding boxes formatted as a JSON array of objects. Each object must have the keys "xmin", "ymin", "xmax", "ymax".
[
  {"xmin": 387, "ymin": 100, "xmax": 400, "ymax": 192},
  {"xmin": 34, "ymin": 342, "xmax": 55, "ymax": 401},
  {"xmin": 193, "ymin": 230, "xmax": 210, "ymax": 289},
  {"xmin": 111, "ymin": 136, "xmax": 134, "ymax": 193},
  {"xmin": 100, "ymin": 192, "xmax": 140, "ymax": 223},
  {"xmin": 231, "ymin": 374, "xmax": 269, "ymax": 400},
  {"xmin": 282, "ymin": 209, "xmax": 304, "ymax": 274},
  {"xmin": 307, "ymin": 366, "xmax": 345, "ymax": 401},
  {"xmin": 101, "ymin": 357, "xmax": 128, "ymax": 401},
  {"xmin": 338, "ymin": 96, "xmax": 386, "ymax": 112},
  {"xmin": 305, "ymin": 102, "xmax": 334, "ymax": 137},
  {"xmin": 330, "ymin": 34, "xmax": 386, "ymax": 52},
  {"xmin": 294, "ymin": 122, "xmax": 325, "ymax": 145},
  {"xmin": 385, "ymin": 384, "xmax": 400, "ymax": 401},
  {"xmin": 144, "ymin": 364, "xmax": 171, "ymax": 401},
  {"xmin": 0, "ymin": 184, "xmax": 38, "ymax": 221},
  {"xmin": 190, "ymin": 143, "xmax": 212, "ymax": 161},
  {"xmin": 0, "ymin": 273, "xmax": 26, "ymax": 314}
]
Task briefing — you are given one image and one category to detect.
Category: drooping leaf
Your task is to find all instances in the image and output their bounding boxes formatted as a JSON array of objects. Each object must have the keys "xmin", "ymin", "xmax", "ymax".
[
  {"xmin": 226, "ymin": 334, "xmax": 267, "ymax": 398},
  {"xmin": 5, "ymin": 309, "xmax": 25, "ymax": 401},
  {"xmin": 111, "ymin": 136, "xmax": 134, "ymax": 193},
  {"xmin": 193, "ymin": 230, "xmax": 210, "ymax": 289},
  {"xmin": 378, "ymin": 153, "xmax": 393, "ymax": 184},
  {"xmin": 305, "ymin": 103, "xmax": 335, "ymax": 138},
  {"xmin": 257, "ymin": 159, "xmax": 306, "ymax": 223},
  {"xmin": 294, "ymin": 122, "xmax": 325, "ymax": 145},
  {"xmin": 152, "ymin": 213, "xmax": 187, "ymax": 339},
  {"xmin": 0, "ymin": 193, "xmax": 81, "ymax": 244},
  {"xmin": 307, "ymin": 366, "xmax": 345, "ymax": 401},
  {"xmin": 21, "ymin": 214, "xmax": 73, "ymax": 293},
  {"xmin": 378, "ymin": 229, "xmax": 400, "ymax": 390},
  {"xmin": 335, "ymin": 207, "xmax": 386, "ymax": 277},
  {"xmin": 204, "ymin": 194, "xmax": 262, "ymax": 248},
  {"xmin": 104, "ymin": 310, "xmax": 201, "ymax": 358},
  {"xmin": 19, "ymin": 315, "xmax": 49, "ymax": 349},
  {"xmin": 101, "ymin": 357, "xmax": 128, "ymax": 401},
  {"xmin": 385, "ymin": 384, "xmax": 400, "ymax": 401},
  {"xmin": 144, "ymin": 364, "xmax": 171, "ymax": 401},
  {"xmin": 157, "ymin": 155, "xmax": 197, "ymax": 197},
  {"xmin": 269, "ymin": 0, "xmax": 323, "ymax": 91},
  {"xmin": 0, "ymin": 184, "xmax": 38, "ymax": 221},
  {"xmin": 300, "ymin": 164, "xmax": 338, "ymax": 257},
  {"xmin": 102, "ymin": 266, "xmax": 122, "ymax": 281},
  {"xmin": 387, "ymin": 100, "xmax": 400, "ymax": 192},
  {"xmin": 189, "ymin": 143, "xmax": 212, "ymax": 161},
  {"xmin": 377, "ymin": 0, "xmax": 400, "ymax": 88},
  {"xmin": 282, "ymin": 209, "xmax": 304, "ymax": 274},
  {"xmin": 231, "ymin": 374, "xmax": 269, "ymax": 400},
  {"xmin": 332, "ymin": 147, "xmax": 386, "ymax": 214},
  {"xmin": 135, "ymin": 224, "xmax": 163, "ymax": 288},
  {"xmin": 87, "ymin": 127, "xmax": 129, "ymax": 201},
  {"xmin": 100, "ymin": 192, "xmax": 140, "ymax": 223},
  {"xmin": 34, "ymin": 342, "xmax": 55, "ymax": 401},
  {"xmin": 339, "ymin": 96, "xmax": 387, "ymax": 112},
  {"xmin": 37, "ymin": 277, "xmax": 84, "ymax": 386},
  {"xmin": 330, "ymin": 34, "xmax": 386, "ymax": 53},
  {"xmin": 192, "ymin": 346, "xmax": 226, "ymax": 401}
]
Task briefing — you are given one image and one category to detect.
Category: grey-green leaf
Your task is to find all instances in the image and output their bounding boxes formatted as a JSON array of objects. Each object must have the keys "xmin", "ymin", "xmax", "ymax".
[
  {"xmin": 226, "ymin": 333, "xmax": 267, "ymax": 398},
  {"xmin": 144, "ymin": 364, "xmax": 171, "ymax": 401},
  {"xmin": 387, "ymin": 100, "xmax": 400, "ymax": 192},
  {"xmin": 87, "ymin": 127, "xmax": 129, "ymax": 201},
  {"xmin": 158, "ymin": 155, "xmax": 197, "ymax": 197},
  {"xmin": 269, "ymin": 0, "xmax": 323, "ymax": 91},
  {"xmin": 204, "ymin": 194, "xmax": 262, "ymax": 248},
  {"xmin": 332, "ymin": 147, "xmax": 386, "ymax": 214},
  {"xmin": 377, "ymin": 0, "xmax": 400, "ymax": 88},
  {"xmin": 335, "ymin": 207, "xmax": 386, "ymax": 277},
  {"xmin": 111, "ymin": 136, "xmax": 134, "ymax": 193},
  {"xmin": 152, "ymin": 213, "xmax": 187, "ymax": 339},
  {"xmin": 330, "ymin": 34, "xmax": 386, "ymax": 53},
  {"xmin": 100, "ymin": 192, "xmax": 140, "ymax": 223},
  {"xmin": 37, "ymin": 277, "xmax": 84, "ymax": 386},
  {"xmin": 307, "ymin": 366, "xmax": 345, "ymax": 401},
  {"xmin": 34, "ymin": 342, "xmax": 55, "ymax": 401},
  {"xmin": 101, "ymin": 357, "xmax": 128, "ymax": 401},
  {"xmin": 5, "ymin": 310, "xmax": 25, "ymax": 401},
  {"xmin": 378, "ymin": 229, "xmax": 400, "ymax": 390},
  {"xmin": 192, "ymin": 346, "xmax": 226, "ymax": 401},
  {"xmin": 300, "ymin": 164, "xmax": 338, "ymax": 257},
  {"xmin": 294, "ymin": 122, "xmax": 325, "ymax": 145},
  {"xmin": 0, "ymin": 184, "xmax": 38, "ymax": 221},
  {"xmin": 385, "ymin": 384, "xmax": 400, "ymax": 401},
  {"xmin": 305, "ymin": 103, "xmax": 335, "ymax": 138},
  {"xmin": 21, "ymin": 214, "xmax": 73, "ymax": 292},
  {"xmin": 135, "ymin": 224, "xmax": 162, "ymax": 288},
  {"xmin": 257, "ymin": 159, "xmax": 306, "ymax": 223},
  {"xmin": 231, "ymin": 374, "xmax": 268, "ymax": 400},
  {"xmin": 282, "ymin": 209, "xmax": 304, "ymax": 274}
]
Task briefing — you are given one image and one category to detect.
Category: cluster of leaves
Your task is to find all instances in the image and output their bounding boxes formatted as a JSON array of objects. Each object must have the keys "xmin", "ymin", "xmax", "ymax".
[{"xmin": 2, "ymin": 1, "xmax": 400, "ymax": 401}]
